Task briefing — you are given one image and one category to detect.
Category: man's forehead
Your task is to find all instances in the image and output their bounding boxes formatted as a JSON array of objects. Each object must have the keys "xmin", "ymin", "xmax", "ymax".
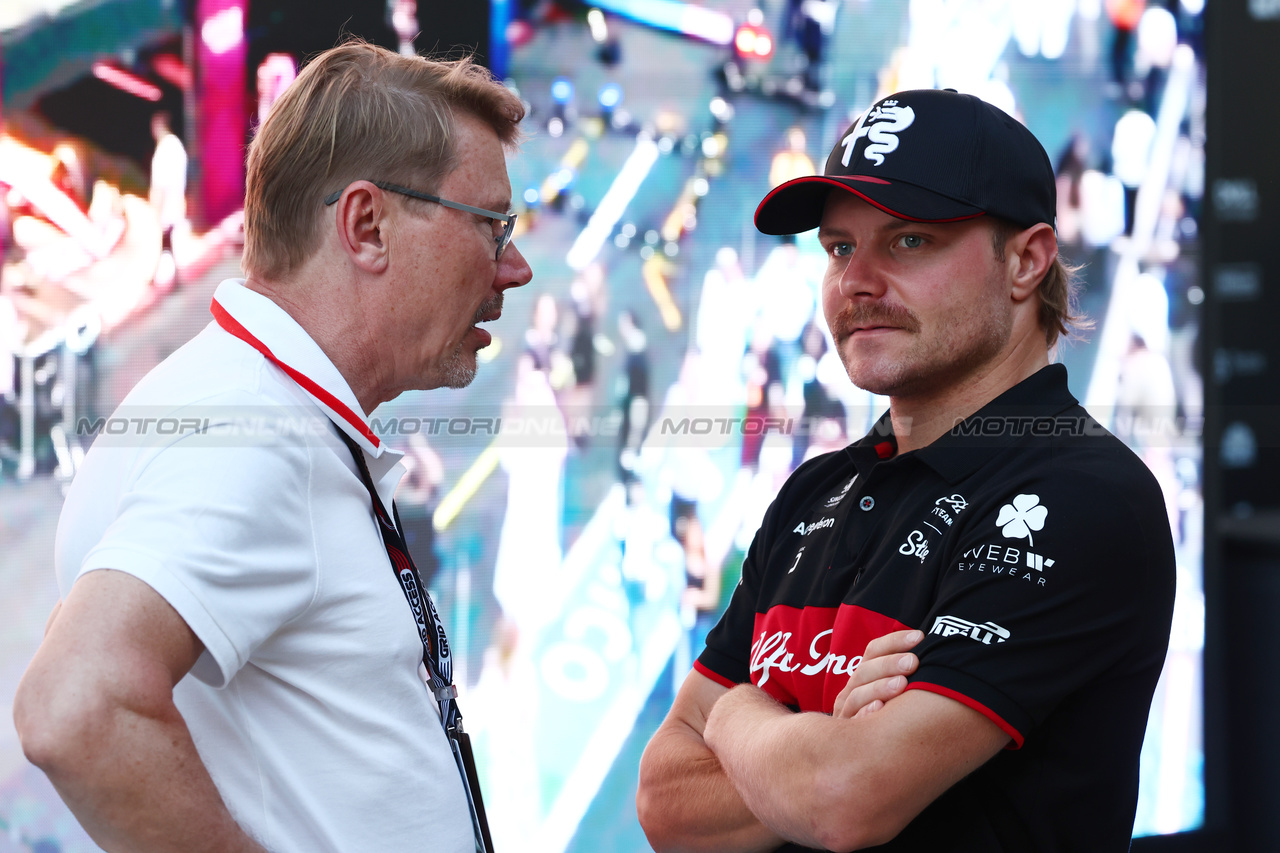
[{"xmin": 440, "ymin": 121, "xmax": 513, "ymax": 209}]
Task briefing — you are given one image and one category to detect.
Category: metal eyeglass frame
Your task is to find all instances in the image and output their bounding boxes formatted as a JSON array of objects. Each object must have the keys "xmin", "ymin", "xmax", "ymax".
[{"xmin": 324, "ymin": 180, "xmax": 516, "ymax": 261}]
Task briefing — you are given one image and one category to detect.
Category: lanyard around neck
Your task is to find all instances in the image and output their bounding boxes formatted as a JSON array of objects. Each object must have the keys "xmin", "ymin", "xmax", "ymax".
[
  {"xmin": 211, "ymin": 298, "xmax": 494, "ymax": 850},
  {"xmin": 334, "ymin": 426, "xmax": 494, "ymax": 853},
  {"xmin": 333, "ymin": 427, "xmax": 460, "ymax": 728}
]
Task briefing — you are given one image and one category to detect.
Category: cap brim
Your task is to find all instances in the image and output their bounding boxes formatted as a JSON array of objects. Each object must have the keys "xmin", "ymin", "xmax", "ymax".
[{"xmin": 754, "ymin": 175, "xmax": 986, "ymax": 236}]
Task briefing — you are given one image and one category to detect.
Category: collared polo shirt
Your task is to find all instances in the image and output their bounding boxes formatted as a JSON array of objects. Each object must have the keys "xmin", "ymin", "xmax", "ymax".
[
  {"xmin": 55, "ymin": 279, "xmax": 474, "ymax": 853},
  {"xmin": 697, "ymin": 364, "xmax": 1175, "ymax": 852}
]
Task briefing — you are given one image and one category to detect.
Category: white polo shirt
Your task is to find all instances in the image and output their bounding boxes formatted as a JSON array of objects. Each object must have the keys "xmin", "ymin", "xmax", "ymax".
[{"xmin": 55, "ymin": 279, "xmax": 474, "ymax": 853}]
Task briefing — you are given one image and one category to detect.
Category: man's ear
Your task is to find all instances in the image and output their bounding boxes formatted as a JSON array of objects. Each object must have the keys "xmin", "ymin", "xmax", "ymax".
[
  {"xmin": 332, "ymin": 181, "xmax": 390, "ymax": 273},
  {"xmin": 1008, "ymin": 223, "xmax": 1057, "ymax": 304}
]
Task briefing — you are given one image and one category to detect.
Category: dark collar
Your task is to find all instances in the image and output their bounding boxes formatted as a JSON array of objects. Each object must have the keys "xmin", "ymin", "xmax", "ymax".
[{"xmin": 846, "ymin": 364, "xmax": 1080, "ymax": 483}]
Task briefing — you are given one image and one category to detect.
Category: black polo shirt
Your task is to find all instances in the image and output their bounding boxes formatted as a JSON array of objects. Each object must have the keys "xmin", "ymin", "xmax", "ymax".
[{"xmin": 696, "ymin": 364, "xmax": 1175, "ymax": 852}]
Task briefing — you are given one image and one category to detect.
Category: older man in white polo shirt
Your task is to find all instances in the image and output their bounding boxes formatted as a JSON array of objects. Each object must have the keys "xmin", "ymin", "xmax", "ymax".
[{"xmin": 15, "ymin": 40, "xmax": 532, "ymax": 853}]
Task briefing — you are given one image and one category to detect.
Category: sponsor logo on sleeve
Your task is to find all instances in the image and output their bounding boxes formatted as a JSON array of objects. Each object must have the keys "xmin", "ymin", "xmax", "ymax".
[{"xmin": 930, "ymin": 615, "xmax": 1010, "ymax": 645}]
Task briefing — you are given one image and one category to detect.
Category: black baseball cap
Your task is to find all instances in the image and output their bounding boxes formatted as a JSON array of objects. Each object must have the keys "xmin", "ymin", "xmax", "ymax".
[{"xmin": 754, "ymin": 89, "xmax": 1056, "ymax": 235}]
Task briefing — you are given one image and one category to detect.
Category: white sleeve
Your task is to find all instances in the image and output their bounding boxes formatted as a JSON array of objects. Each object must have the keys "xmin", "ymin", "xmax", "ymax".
[{"xmin": 79, "ymin": 434, "xmax": 319, "ymax": 688}]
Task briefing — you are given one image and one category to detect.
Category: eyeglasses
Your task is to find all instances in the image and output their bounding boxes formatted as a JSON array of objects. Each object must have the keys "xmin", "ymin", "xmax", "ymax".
[{"xmin": 325, "ymin": 180, "xmax": 517, "ymax": 261}]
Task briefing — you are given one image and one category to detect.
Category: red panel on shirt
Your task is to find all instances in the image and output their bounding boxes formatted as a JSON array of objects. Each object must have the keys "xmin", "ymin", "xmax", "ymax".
[{"xmin": 750, "ymin": 604, "xmax": 912, "ymax": 713}]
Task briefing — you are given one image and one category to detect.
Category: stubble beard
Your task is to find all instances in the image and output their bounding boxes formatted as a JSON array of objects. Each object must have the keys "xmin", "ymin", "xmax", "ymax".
[
  {"xmin": 438, "ymin": 293, "xmax": 504, "ymax": 389},
  {"xmin": 829, "ymin": 297, "xmax": 1010, "ymax": 398},
  {"xmin": 439, "ymin": 349, "xmax": 478, "ymax": 389},
  {"xmin": 828, "ymin": 302, "xmax": 920, "ymax": 396}
]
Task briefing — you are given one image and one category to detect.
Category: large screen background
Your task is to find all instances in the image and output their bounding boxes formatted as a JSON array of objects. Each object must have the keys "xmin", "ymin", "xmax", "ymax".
[{"xmin": 0, "ymin": 1, "xmax": 1205, "ymax": 850}]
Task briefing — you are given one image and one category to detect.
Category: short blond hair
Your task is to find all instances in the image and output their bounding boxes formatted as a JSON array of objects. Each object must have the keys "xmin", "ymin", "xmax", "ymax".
[
  {"xmin": 242, "ymin": 39, "xmax": 525, "ymax": 281},
  {"xmin": 990, "ymin": 219, "xmax": 1091, "ymax": 347}
]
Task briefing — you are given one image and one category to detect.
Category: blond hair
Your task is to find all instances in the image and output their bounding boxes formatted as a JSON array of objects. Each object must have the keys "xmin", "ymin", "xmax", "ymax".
[
  {"xmin": 990, "ymin": 219, "xmax": 1091, "ymax": 347},
  {"xmin": 242, "ymin": 39, "xmax": 525, "ymax": 281}
]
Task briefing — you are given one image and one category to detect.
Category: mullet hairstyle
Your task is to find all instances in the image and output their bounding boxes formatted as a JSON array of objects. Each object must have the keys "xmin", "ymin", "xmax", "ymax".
[
  {"xmin": 990, "ymin": 218, "xmax": 1092, "ymax": 347},
  {"xmin": 242, "ymin": 39, "xmax": 525, "ymax": 281}
]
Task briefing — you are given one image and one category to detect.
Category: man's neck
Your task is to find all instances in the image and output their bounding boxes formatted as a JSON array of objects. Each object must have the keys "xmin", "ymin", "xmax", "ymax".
[{"xmin": 243, "ymin": 273, "xmax": 386, "ymax": 416}]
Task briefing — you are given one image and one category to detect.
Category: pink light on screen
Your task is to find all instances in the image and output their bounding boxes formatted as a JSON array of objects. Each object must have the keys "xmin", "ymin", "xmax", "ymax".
[
  {"xmin": 195, "ymin": 0, "xmax": 247, "ymax": 227},
  {"xmin": 91, "ymin": 63, "xmax": 163, "ymax": 101},
  {"xmin": 152, "ymin": 53, "xmax": 194, "ymax": 91}
]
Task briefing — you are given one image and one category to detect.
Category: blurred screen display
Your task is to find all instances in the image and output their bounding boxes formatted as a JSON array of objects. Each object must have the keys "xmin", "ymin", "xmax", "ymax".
[{"xmin": 0, "ymin": 1, "xmax": 1205, "ymax": 850}]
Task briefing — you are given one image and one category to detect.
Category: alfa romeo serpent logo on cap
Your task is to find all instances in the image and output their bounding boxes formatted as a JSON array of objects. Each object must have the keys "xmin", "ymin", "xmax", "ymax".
[{"xmin": 840, "ymin": 99, "xmax": 917, "ymax": 168}]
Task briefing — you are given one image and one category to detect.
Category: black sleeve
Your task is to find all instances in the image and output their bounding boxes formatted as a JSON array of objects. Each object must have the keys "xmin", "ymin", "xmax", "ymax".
[
  {"xmin": 696, "ymin": 502, "xmax": 771, "ymax": 688},
  {"xmin": 695, "ymin": 456, "xmax": 832, "ymax": 687},
  {"xmin": 905, "ymin": 466, "xmax": 1175, "ymax": 746}
]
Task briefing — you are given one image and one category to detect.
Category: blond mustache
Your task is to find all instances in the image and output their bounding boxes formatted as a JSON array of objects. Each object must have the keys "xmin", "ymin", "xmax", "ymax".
[
  {"xmin": 829, "ymin": 303, "xmax": 921, "ymax": 342},
  {"xmin": 474, "ymin": 293, "xmax": 504, "ymax": 324}
]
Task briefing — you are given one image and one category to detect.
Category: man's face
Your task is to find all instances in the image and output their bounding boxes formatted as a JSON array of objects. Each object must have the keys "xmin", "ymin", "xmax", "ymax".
[
  {"xmin": 388, "ymin": 113, "xmax": 532, "ymax": 390},
  {"xmin": 817, "ymin": 192, "xmax": 1013, "ymax": 401}
]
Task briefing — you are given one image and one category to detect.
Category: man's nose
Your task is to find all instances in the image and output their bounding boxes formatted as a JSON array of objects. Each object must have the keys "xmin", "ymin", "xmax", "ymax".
[
  {"xmin": 496, "ymin": 241, "xmax": 533, "ymax": 292},
  {"xmin": 835, "ymin": 247, "xmax": 888, "ymax": 301}
]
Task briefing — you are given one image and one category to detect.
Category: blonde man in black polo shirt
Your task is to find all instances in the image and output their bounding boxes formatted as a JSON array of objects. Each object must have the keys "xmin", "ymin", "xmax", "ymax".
[{"xmin": 639, "ymin": 89, "xmax": 1175, "ymax": 853}]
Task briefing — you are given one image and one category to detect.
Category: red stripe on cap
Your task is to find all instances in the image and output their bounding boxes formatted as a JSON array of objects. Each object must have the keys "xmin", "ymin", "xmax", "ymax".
[
  {"xmin": 754, "ymin": 180, "xmax": 800, "ymax": 216},
  {"xmin": 906, "ymin": 681, "xmax": 1024, "ymax": 749},
  {"xmin": 210, "ymin": 298, "xmax": 380, "ymax": 449},
  {"xmin": 833, "ymin": 181, "xmax": 989, "ymax": 224},
  {"xmin": 760, "ymin": 176, "xmax": 988, "ymax": 225}
]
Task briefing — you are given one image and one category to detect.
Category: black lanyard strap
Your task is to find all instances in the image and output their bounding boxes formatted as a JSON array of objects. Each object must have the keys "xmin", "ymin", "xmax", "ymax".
[{"xmin": 335, "ymin": 427, "xmax": 495, "ymax": 853}]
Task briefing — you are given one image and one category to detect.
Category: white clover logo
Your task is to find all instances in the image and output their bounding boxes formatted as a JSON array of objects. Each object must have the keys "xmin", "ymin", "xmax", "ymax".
[{"xmin": 995, "ymin": 494, "xmax": 1048, "ymax": 546}]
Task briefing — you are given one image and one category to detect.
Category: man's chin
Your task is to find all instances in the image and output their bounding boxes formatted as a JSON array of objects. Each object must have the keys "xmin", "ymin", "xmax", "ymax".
[
  {"xmin": 839, "ymin": 353, "xmax": 888, "ymax": 393},
  {"xmin": 844, "ymin": 362, "xmax": 913, "ymax": 398},
  {"xmin": 849, "ymin": 377, "xmax": 897, "ymax": 397},
  {"xmin": 440, "ymin": 368, "xmax": 477, "ymax": 390},
  {"xmin": 439, "ymin": 352, "xmax": 479, "ymax": 389}
]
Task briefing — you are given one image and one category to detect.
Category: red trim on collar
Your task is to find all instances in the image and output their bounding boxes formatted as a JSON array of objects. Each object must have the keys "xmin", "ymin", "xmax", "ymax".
[
  {"xmin": 210, "ymin": 297, "xmax": 380, "ymax": 449},
  {"xmin": 875, "ymin": 441, "xmax": 895, "ymax": 459}
]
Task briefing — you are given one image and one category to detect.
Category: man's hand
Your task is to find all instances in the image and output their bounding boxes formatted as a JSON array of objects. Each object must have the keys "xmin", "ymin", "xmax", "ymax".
[{"xmin": 832, "ymin": 629, "xmax": 922, "ymax": 719}]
